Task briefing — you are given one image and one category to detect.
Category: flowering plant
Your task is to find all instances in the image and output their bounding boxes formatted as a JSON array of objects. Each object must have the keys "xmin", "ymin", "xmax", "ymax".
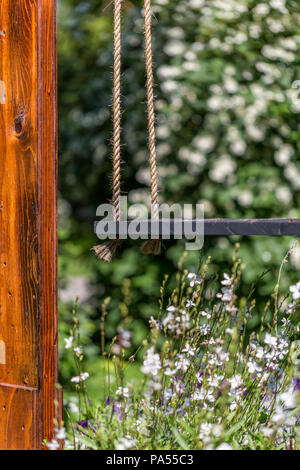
[{"xmin": 51, "ymin": 246, "xmax": 299, "ymax": 450}]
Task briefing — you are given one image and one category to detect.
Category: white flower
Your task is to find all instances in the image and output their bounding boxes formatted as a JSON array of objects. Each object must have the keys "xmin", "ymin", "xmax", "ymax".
[
  {"xmin": 187, "ymin": 272, "xmax": 201, "ymax": 288},
  {"xmin": 229, "ymin": 374, "xmax": 243, "ymax": 390},
  {"xmin": 280, "ymin": 37, "xmax": 297, "ymax": 51},
  {"xmin": 207, "ymin": 95, "xmax": 224, "ymax": 112},
  {"xmin": 116, "ymin": 387, "xmax": 129, "ymax": 398},
  {"xmin": 271, "ymin": 405, "xmax": 286, "ymax": 424},
  {"xmin": 237, "ymin": 190, "xmax": 253, "ymax": 208},
  {"xmin": 289, "ymin": 281, "xmax": 300, "ymax": 300},
  {"xmin": 284, "ymin": 164, "xmax": 300, "ymax": 190},
  {"xmin": 149, "ymin": 379, "xmax": 162, "ymax": 391},
  {"xmin": 270, "ymin": 0, "xmax": 288, "ymax": 14},
  {"xmin": 254, "ymin": 4, "xmax": 270, "ymax": 16},
  {"xmin": 175, "ymin": 354, "xmax": 190, "ymax": 373},
  {"xmin": 161, "ymin": 80, "xmax": 179, "ymax": 94},
  {"xmin": 73, "ymin": 347, "xmax": 82, "ymax": 355},
  {"xmin": 163, "ymin": 307, "xmax": 190, "ymax": 334},
  {"xmin": 199, "ymin": 422, "xmax": 212, "ymax": 441},
  {"xmin": 208, "ymin": 374, "xmax": 223, "ymax": 388},
  {"xmin": 55, "ymin": 427, "xmax": 66, "ymax": 440},
  {"xmin": 224, "ymin": 77, "xmax": 238, "ymax": 94},
  {"xmin": 264, "ymin": 333, "xmax": 277, "ymax": 347},
  {"xmin": 216, "ymin": 443, "xmax": 232, "ymax": 450},
  {"xmin": 249, "ymin": 24, "xmax": 262, "ymax": 39},
  {"xmin": 221, "ymin": 273, "xmax": 232, "ymax": 286},
  {"xmin": 276, "ymin": 186, "xmax": 292, "ymax": 204},
  {"xmin": 189, "ymin": 0, "xmax": 205, "ymax": 8},
  {"xmin": 193, "ymin": 135, "xmax": 215, "ymax": 153},
  {"xmin": 290, "ymin": 244, "xmax": 300, "ymax": 270},
  {"xmin": 286, "ymin": 302, "xmax": 296, "ymax": 314},
  {"xmin": 274, "ymin": 145, "xmax": 293, "ymax": 166},
  {"xmin": 167, "ymin": 27, "xmax": 185, "ymax": 40},
  {"xmin": 164, "ymin": 40, "xmax": 185, "ymax": 56},
  {"xmin": 64, "ymin": 439, "xmax": 73, "ymax": 450},
  {"xmin": 167, "ymin": 305, "xmax": 176, "ymax": 312},
  {"xmin": 186, "ymin": 299, "xmax": 196, "ymax": 308},
  {"xmin": 247, "ymin": 359, "xmax": 262, "ymax": 374},
  {"xmin": 200, "ymin": 423, "xmax": 212, "ymax": 439},
  {"xmin": 157, "ymin": 65, "xmax": 181, "ymax": 80},
  {"xmin": 199, "ymin": 324, "xmax": 211, "ymax": 336},
  {"xmin": 262, "ymin": 45, "xmax": 294, "ymax": 63},
  {"xmin": 201, "ymin": 310, "xmax": 212, "ymax": 319},
  {"xmin": 215, "ymin": 347, "xmax": 230, "ymax": 363},
  {"xmin": 267, "ymin": 18, "xmax": 285, "ymax": 34},
  {"xmin": 70, "ymin": 372, "xmax": 89, "ymax": 383},
  {"xmin": 117, "ymin": 328, "xmax": 132, "ymax": 348},
  {"xmin": 116, "ymin": 436, "xmax": 135, "ymax": 450},
  {"xmin": 193, "ymin": 390, "xmax": 205, "ymax": 401},
  {"xmin": 182, "ymin": 343, "xmax": 196, "ymax": 357},
  {"xmin": 164, "ymin": 367, "xmax": 177, "ymax": 376},
  {"xmin": 279, "ymin": 386, "xmax": 296, "ymax": 409},
  {"xmin": 69, "ymin": 399, "xmax": 79, "ymax": 413},
  {"xmin": 64, "ymin": 336, "xmax": 73, "ymax": 350},
  {"xmin": 226, "ymin": 328, "xmax": 233, "ymax": 335},
  {"xmin": 229, "ymin": 400, "xmax": 238, "ymax": 411},
  {"xmin": 180, "ymin": 310, "xmax": 190, "ymax": 329},
  {"xmin": 230, "ymin": 140, "xmax": 246, "ymax": 157},
  {"xmin": 46, "ymin": 439, "xmax": 60, "ymax": 450},
  {"xmin": 261, "ymin": 427, "xmax": 274, "ymax": 437},
  {"xmin": 209, "ymin": 155, "xmax": 236, "ymax": 183},
  {"xmin": 255, "ymin": 346, "xmax": 265, "ymax": 359},
  {"xmin": 212, "ymin": 424, "xmax": 223, "ymax": 438},
  {"xmin": 217, "ymin": 287, "xmax": 233, "ymax": 303},
  {"xmin": 141, "ymin": 347, "xmax": 161, "ymax": 377}
]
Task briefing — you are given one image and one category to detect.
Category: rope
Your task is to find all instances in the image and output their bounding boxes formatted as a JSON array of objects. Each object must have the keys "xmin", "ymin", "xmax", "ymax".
[
  {"xmin": 112, "ymin": 0, "xmax": 122, "ymax": 222},
  {"xmin": 93, "ymin": 0, "xmax": 161, "ymax": 260},
  {"xmin": 144, "ymin": 0, "xmax": 159, "ymax": 220},
  {"xmin": 112, "ymin": 0, "xmax": 159, "ymax": 220}
]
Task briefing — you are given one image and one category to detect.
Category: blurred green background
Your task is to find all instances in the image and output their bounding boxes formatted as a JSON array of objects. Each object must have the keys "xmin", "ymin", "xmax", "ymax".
[{"xmin": 58, "ymin": 0, "xmax": 300, "ymax": 389}]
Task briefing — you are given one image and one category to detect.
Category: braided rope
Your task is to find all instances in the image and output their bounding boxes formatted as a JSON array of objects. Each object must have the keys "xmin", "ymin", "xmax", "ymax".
[
  {"xmin": 144, "ymin": 0, "xmax": 159, "ymax": 220},
  {"xmin": 93, "ymin": 0, "xmax": 161, "ymax": 260},
  {"xmin": 112, "ymin": 0, "xmax": 122, "ymax": 222}
]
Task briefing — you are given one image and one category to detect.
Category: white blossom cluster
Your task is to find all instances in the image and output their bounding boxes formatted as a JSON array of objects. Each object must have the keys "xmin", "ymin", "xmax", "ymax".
[{"xmin": 64, "ymin": 263, "xmax": 300, "ymax": 449}]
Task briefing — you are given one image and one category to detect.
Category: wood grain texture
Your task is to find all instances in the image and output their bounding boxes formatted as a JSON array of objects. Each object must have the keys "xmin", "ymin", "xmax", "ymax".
[
  {"xmin": 37, "ymin": 0, "xmax": 59, "ymax": 448},
  {"xmin": 0, "ymin": 0, "xmax": 58, "ymax": 449},
  {"xmin": 0, "ymin": 385, "xmax": 38, "ymax": 449},
  {"xmin": 0, "ymin": 0, "xmax": 39, "ymax": 395}
]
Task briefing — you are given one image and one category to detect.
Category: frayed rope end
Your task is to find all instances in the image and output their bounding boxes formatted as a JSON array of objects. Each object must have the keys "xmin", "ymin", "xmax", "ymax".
[
  {"xmin": 141, "ymin": 239, "xmax": 161, "ymax": 256},
  {"xmin": 91, "ymin": 239, "xmax": 122, "ymax": 262}
]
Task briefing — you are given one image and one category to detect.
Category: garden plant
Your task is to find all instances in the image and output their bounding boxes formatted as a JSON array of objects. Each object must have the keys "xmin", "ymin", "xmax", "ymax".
[{"xmin": 51, "ymin": 246, "xmax": 300, "ymax": 450}]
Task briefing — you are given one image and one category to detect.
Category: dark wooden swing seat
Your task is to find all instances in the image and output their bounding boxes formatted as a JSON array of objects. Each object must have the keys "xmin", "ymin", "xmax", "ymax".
[{"xmin": 94, "ymin": 218, "xmax": 300, "ymax": 238}]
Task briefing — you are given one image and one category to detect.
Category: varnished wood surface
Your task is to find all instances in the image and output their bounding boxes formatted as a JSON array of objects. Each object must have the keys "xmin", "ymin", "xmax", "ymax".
[
  {"xmin": 37, "ymin": 0, "xmax": 59, "ymax": 448},
  {"xmin": 0, "ymin": 0, "xmax": 39, "ymax": 394},
  {"xmin": 0, "ymin": 0, "xmax": 58, "ymax": 449},
  {"xmin": 0, "ymin": 385, "xmax": 38, "ymax": 449}
]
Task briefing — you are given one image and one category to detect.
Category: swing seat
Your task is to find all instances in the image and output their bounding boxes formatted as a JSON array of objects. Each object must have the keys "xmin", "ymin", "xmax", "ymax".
[{"xmin": 94, "ymin": 218, "xmax": 300, "ymax": 239}]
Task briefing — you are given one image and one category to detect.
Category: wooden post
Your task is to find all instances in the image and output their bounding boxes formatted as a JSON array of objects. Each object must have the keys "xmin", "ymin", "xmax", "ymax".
[{"xmin": 0, "ymin": 0, "xmax": 58, "ymax": 449}]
